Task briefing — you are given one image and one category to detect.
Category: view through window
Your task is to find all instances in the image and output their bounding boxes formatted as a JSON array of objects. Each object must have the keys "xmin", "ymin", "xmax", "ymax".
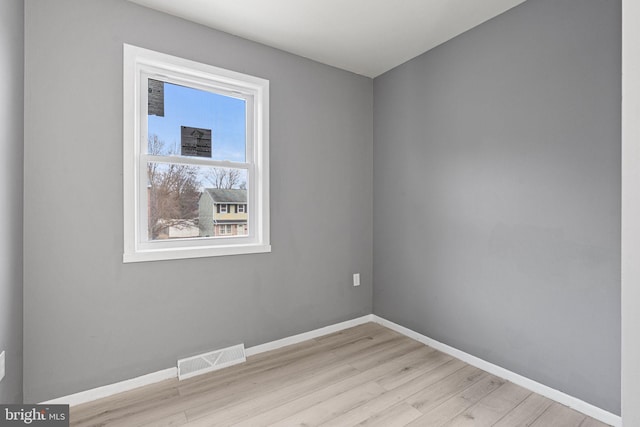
[{"xmin": 146, "ymin": 81, "xmax": 250, "ymax": 241}]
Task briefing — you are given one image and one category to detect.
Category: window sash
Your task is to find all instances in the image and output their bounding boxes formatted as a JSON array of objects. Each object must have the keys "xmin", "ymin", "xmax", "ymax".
[{"xmin": 137, "ymin": 72, "xmax": 255, "ymax": 247}]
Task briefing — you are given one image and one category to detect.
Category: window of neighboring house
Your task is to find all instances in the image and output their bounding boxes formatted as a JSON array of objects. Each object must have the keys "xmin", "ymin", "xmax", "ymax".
[
  {"xmin": 238, "ymin": 204, "xmax": 246, "ymax": 213},
  {"xmin": 219, "ymin": 224, "xmax": 232, "ymax": 235},
  {"xmin": 123, "ymin": 44, "xmax": 270, "ymax": 262}
]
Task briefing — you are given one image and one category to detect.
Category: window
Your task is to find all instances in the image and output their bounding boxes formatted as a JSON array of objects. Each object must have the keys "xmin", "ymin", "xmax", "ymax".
[
  {"xmin": 238, "ymin": 204, "xmax": 246, "ymax": 213},
  {"xmin": 218, "ymin": 224, "xmax": 233, "ymax": 235},
  {"xmin": 123, "ymin": 44, "xmax": 270, "ymax": 262}
]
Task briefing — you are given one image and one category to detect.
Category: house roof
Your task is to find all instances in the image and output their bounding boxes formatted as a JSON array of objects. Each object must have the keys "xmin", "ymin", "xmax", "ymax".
[{"xmin": 204, "ymin": 188, "xmax": 247, "ymax": 203}]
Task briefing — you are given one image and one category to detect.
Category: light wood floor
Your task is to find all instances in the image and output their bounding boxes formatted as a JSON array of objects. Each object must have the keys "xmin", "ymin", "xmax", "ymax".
[{"xmin": 70, "ymin": 323, "xmax": 610, "ymax": 427}]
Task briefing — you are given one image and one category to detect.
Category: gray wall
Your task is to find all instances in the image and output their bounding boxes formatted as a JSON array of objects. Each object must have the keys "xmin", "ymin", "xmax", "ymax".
[
  {"xmin": 23, "ymin": 0, "xmax": 372, "ymax": 403},
  {"xmin": 0, "ymin": 0, "xmax": 24, "ymax": 405},
  {"xmin": 373, "ymin": 0, "xmax": 620, "ymax": 415}
]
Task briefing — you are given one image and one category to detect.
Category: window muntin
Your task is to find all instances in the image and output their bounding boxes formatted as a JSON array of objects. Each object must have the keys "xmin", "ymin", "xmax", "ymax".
[{"xmin": 124, "ymin": 44, "xmax": 270, "ymax": 262}]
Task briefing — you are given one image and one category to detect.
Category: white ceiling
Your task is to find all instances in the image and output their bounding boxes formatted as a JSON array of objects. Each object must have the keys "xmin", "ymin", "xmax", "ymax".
[{"xmin": 128, "ymin": 0, "xmax": 527, "ymax": 78}]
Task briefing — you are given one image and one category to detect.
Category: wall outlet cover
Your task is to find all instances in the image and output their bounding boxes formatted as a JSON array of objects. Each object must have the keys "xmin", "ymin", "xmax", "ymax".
[{"xmin": 353, "ymin": 273, "xmax": 360, "ymax": 287}]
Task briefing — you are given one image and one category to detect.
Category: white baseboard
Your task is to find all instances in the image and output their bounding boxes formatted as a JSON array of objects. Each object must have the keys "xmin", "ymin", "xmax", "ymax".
[
  {"xmin": 41, "ymin": 367, "xmax": 177, "ymax": 407},
  {"xmin": 371, "ymin": 315, "xmax": 621, "ymax": 427},
  {"xmin": 245, "ymin": 314, "xmax": 373, "ymax": 357},
  {"xmin": 40, "ymin": 314, "xmax": 373, "ymax": 407}
]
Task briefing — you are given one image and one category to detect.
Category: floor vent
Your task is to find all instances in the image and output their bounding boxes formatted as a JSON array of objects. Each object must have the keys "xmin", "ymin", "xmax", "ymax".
[{"xmin": 178, "ymin": 343, "xmax": 246, "ymax": 381}]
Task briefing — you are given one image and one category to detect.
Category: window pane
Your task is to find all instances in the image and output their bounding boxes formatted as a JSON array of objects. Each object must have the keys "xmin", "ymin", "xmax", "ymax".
[
  {"xmin": 148, "ymin": 80, "xmax": 246, "ymax": 162},
  {"xmin": 147, "ymin": 163, "xmax": 248, "ymax": 240}
]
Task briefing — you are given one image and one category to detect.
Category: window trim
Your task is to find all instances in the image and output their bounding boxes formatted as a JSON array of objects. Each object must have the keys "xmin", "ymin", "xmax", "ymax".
[{"xmin": 123, "ymin": 44, "xmax": 270, "ymax": 262}]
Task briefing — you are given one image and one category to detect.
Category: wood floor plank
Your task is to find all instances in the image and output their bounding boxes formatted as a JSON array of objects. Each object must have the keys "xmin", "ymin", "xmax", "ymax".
[
  {"xmin": 107, "ymin": 360, "xmax": 357, "ymax": 427},
  {"xmin": 317, "ymin": 327, "xmax": 398, "ymax": 356},
  {"xmin": 68, "ymin": 323, "xmax": 610, "ymax": 427},
  {"xmin": 406, "ymin": 365, "xmax": 485, "ymax": 413},
  {"xmin": 186, "ymin": 344, "xmax": 455, "ymax": 426},
  {"xmin": 405, "ymin": 374, "xmax": 505, "ymax": 426},
  {"xmin": 580, "ymin": 417, "xmax": 612, "ymax": 427},
  {"xmin": 375, "ymin": 349, "xmax": 449, "ymax": 390},
  {"xmin": 314, "ymin": 323, "xmax": 386, "ymax": 346},
  {"xmin": 183, "ymin": 363, "xmax": 359, "ymax": 425},
  {"xmin": 318, "ymin": 359, "xmax": 467, "ymax": 427},
  {"xmin": 70, "ymin": 381, "xmax": 182, "ymax": 427},
  {"xmin": 356, "ymin": 403, "xmax": 423, "ymax": 426},
  {"xmin": 250, "ymin": 359, "xmax": 459, "ymax": 425},
  {"xmin": 329, "ymin": 333, "xmax": 405, "ymax": 360},
  {"xmin": 267, "ymin": 381, "xmax": 387, "ymax": 427},
  {"xmin": 73, "ymin": 350, "xmax": 340, "ymax": 426},
  {"xmin": 530, "ymin": 402, "xmax": 586, "ymax": 427},
  {"xmin": 493, "ymin": 392, "xmax": 554, "ymax": 427},
  {"xmin": 349, "ymin": 338, "xmax": 424, "ymax": 371},
  {"xmin": 138, "ymin": 411, "xmax": 188, "ymax": 427},
  {"xmin": 442, "ymin": 382, "xmax": 531, "ymax": 426}
]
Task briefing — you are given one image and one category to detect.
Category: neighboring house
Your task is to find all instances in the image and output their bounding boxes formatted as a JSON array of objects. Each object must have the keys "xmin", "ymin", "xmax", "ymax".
[{"xmin": 199, "ymin": 188, "xmax": 248, "ymax": 237}]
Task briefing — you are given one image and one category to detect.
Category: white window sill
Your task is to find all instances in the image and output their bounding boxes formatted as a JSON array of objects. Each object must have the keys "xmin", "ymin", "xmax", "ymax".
[{"xmin": 123, "ymin": 243, "xmax": 272, "ymax": 263}]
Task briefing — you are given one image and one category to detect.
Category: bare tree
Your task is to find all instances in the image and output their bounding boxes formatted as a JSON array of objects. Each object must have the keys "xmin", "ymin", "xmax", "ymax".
[
  {"xmin": 147, "ymin": 135, "xmax": 201, "ymax": 239},
  {"xmin": 205, "ymin": 168, "xmax": 242, "ymax": 189}
]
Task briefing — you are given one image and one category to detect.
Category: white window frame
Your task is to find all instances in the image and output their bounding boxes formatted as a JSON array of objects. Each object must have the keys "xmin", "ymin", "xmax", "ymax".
[
  {"xmin": 219, "ymin": 204, "xmax": 228, "ymax": 214},
  {"xmin": 123, "ymin": 44, "xmax": 270, "ymax": 262},
  {"xmin": 238, "ymin": 204, "xmax": 246, "ymax": 213}
]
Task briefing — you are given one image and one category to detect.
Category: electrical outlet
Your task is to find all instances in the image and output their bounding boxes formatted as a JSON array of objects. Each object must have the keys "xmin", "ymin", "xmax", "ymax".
[
  {"xmin": 353, "ymin": 273, "xmax": 360, "ymax": 287},
  {"xmin": 0, "ymin": 351, "xmax": 5, "ymax": 383}
]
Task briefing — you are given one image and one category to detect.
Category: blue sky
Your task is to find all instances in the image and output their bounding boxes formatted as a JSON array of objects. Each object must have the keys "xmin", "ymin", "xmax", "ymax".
[{"xmin": 148, "ymin": 81, "xmax": 246, "ymax": 162}]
